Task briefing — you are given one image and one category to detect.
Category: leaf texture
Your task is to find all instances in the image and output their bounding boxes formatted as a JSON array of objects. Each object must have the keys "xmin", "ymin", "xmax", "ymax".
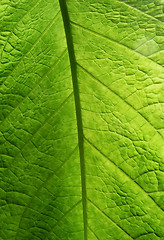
[{"xmin": 0, "ymin": 0, "xmax": 164, "ymax": 239}]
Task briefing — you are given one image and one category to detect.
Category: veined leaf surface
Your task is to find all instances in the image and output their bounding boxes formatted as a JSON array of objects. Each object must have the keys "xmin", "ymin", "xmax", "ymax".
[{"xmin": 0, "ymin": 0, "xmax": 164, "ymax": 239}]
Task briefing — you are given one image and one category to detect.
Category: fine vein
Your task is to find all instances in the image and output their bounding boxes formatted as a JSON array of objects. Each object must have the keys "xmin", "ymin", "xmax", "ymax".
[{"xmin": 58, "ymin": 0, "xmax": 87, "ymax": 239}]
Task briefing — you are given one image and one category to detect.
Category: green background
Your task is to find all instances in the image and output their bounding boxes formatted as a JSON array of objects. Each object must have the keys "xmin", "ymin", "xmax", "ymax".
[{"xmin": 0, "ymin": 0, "xmax": 164, "ymax": 239}]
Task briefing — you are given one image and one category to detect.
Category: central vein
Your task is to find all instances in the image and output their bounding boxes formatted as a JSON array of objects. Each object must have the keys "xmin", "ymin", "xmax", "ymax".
[{"xmin": 58, "ymin": 0, "xmax": 87, "ymax": 239}]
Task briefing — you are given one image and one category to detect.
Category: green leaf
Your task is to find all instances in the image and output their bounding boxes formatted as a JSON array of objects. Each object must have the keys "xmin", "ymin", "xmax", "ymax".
[{"xmin": 0, "ymin": 0, "xmax": 164, "ymax": 239}]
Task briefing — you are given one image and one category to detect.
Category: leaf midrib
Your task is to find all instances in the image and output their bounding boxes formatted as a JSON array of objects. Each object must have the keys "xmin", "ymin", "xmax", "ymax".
[{"xmin": 58, "ymin": 1, "xmax": 88, "ymax": 240}]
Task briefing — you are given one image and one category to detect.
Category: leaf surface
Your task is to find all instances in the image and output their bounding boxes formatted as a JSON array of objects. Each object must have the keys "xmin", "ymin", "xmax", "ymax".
[{"xmin": 0, "ymin": 0, "xmax": 164, "ymax": 239}]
